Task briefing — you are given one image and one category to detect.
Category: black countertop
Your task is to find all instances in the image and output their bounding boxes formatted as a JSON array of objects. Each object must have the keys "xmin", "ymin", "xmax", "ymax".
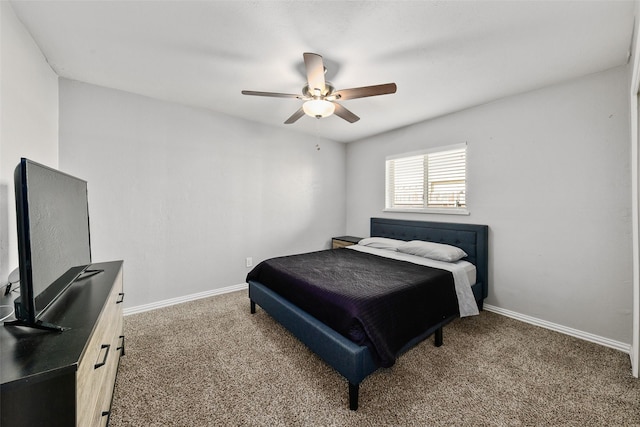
[{"xmin": 1, "ymin": 261, "xmax": 123, "ymax": 388}]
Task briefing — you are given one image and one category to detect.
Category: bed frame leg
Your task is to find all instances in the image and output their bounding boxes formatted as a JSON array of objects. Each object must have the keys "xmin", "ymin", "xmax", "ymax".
[
  {"xmin": 434, "ymin": 327, "xmax": 443, "ymax": 347},
  {"xmin": 250, "ymin": 300, "xmax": 256, "ymax": 314},
  {"xmin": 349, "ymin": 382, "xmax": 359, "ymax": 410}
]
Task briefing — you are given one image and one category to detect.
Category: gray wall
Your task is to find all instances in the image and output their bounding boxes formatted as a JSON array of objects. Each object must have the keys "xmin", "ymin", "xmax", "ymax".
[
  {"xmin": 59, "ymin": 79, "xmax": 347, "ymax": 309},
  {"xmin": 0, "ymin": 2, "xmax": 58, "ymax": 282},
  {"xmin": 345, "ymin": 66, "xmax": 632, "ymax": 344}
]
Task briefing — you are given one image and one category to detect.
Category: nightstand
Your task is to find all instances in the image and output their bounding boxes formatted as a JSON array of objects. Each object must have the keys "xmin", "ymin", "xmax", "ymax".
[{"xmin": 332, "ymin": 236, "xmax": 363, "ymax": 249}]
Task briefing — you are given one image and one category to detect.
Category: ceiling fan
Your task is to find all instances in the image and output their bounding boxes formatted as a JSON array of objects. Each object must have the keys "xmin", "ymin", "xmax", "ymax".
[{"xmin": 241, "ymin": 52, "xmax": 397, "ymax": 124}]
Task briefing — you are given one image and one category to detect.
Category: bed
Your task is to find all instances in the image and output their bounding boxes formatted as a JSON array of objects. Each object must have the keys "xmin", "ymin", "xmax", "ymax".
[{"xmin": 247, "ymin": 218, "xmax": 489, "ymax": 410}]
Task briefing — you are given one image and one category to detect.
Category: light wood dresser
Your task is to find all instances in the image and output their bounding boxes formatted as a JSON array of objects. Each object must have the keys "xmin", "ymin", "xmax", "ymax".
[{"xmin": 1, "ymin": 261, "xmax": 125, "ymax": 427}]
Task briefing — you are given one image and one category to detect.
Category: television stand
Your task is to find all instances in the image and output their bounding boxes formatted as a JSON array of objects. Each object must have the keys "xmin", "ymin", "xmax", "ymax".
[{"xmin": 1, "ymin": 261, "xmax": 124, "ymax": 426}]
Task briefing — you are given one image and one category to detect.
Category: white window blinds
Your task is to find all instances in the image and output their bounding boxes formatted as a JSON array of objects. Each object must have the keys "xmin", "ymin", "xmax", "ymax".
[{"xmin": 386, "ymin": 144, "xmax": 466, "ymax": 211}]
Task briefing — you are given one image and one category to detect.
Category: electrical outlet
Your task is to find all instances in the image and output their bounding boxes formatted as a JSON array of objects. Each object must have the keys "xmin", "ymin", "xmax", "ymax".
[{"xmin": 245, "ymin": 257, "xmax": 253, "ymax": 268}]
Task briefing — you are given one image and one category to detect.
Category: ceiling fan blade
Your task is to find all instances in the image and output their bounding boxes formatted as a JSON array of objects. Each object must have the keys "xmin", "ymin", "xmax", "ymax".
[
  {"xmin": 242, "ymin": 90, "xmax": 303, "ymax": 99},
  {"xmin": 303, "ymin": 52, "xmax": 326, "ymax": 94},
  {"xmin": 284, "ymin": 107, "xmax": 305, "ymax": 124},
  {"xmin": 332, "ymin": 83, "xmax": 397, "ymax": 101},
  {"xmin": 333, "ymin": 103, "xmax": 360, "ymax": 123}
]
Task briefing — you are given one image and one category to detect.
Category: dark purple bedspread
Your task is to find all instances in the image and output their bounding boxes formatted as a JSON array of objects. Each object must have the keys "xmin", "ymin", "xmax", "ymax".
[{"xmin": 246, "ymin": 248, "xmax": 459, "ymax": 367}]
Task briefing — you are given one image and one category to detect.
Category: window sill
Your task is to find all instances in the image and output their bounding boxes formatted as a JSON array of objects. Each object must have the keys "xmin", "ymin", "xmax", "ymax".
[{"xmin": 383, "ymin": 208, "xmax": 470, "ymax": 216}]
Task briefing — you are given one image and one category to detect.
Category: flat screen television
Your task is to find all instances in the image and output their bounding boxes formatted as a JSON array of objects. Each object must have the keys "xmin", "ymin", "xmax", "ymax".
[{"xmin": 10, "ymin": 158, "xmax": 95, "ymax": 331}]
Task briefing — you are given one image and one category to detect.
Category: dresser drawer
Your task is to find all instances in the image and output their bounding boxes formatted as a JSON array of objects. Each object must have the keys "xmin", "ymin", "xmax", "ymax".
[
  {"xmin": 77, "ymin": 268, "xmax": 123, "ymax": 426},
  {"xmin": 95, "ymin": 321, "xmax": 123, "ymax": 424}
]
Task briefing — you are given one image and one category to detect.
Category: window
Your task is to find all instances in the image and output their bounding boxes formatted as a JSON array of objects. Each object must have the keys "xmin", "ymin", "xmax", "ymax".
[{"xmin": 385, "ymin": 143, "xmax": 467, "ymax": 214}]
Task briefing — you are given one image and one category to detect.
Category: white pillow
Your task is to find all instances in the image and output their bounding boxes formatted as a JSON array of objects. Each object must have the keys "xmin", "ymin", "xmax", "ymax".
[
  {"xmin": 397, "ymin": 240, "xmax": 467, "ymax": 262},
  {"xmin": 357, "ymin": 237, "xmax": 403, "ymax": 251}
]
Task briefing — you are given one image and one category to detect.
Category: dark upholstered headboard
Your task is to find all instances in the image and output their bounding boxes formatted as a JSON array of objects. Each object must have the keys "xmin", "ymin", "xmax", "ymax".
[{"xmin": 370, "ymin": 217, "xmax": 489, "ymax": 300}]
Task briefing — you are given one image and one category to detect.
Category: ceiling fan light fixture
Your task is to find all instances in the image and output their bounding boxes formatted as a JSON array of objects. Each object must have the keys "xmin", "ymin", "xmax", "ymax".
[
  {"xmin": 242, "ymin": 53, "xmax": 396, "ymax": 124},
  {"xmin": 303, "ymin": 99, "xmax": 335, "ymax": 118}
]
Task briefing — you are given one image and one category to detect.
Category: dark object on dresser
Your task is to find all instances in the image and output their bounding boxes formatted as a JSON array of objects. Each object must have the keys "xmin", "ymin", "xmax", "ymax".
[{"xmin": 11, "ymin": 158, "xmax": 93, "ymax": 331}]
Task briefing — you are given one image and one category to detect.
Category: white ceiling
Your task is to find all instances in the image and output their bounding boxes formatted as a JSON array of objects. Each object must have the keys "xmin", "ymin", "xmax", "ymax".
[{"xmin": 9, "ymin": 0, "xmax": 636, "ymax": 143}]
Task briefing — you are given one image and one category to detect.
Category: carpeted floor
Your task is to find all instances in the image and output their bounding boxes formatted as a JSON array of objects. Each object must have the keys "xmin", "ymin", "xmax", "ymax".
[{"xmin": 109, "ymin": 290, "xmax": 640, "ymax": 426}]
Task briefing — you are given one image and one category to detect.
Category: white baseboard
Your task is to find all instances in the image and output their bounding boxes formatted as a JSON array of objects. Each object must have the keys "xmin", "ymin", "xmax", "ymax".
[
  {"xmin": 484, "ymin": 304, "xmax": 632, "ymax": 355},
  {"xmin": 123, "ymin": 288, "xmax": 632, "ymax": 356},
  {"xmin": 123, "ymin": 283, "xmax": 248, "ymax": 316}
]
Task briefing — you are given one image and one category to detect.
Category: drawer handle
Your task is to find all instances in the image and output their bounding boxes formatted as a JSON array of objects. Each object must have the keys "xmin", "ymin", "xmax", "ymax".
[
  {"xmin": 117, "ymin": 335, "xmax": 126, "ymax": 356},
  {"xmin": 116, "ymin": 292, "xmax": 125, "ymax": 304},
  {"xmin": 94, "ymin": 344, "xmax": 110, "ymax": 369}
]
